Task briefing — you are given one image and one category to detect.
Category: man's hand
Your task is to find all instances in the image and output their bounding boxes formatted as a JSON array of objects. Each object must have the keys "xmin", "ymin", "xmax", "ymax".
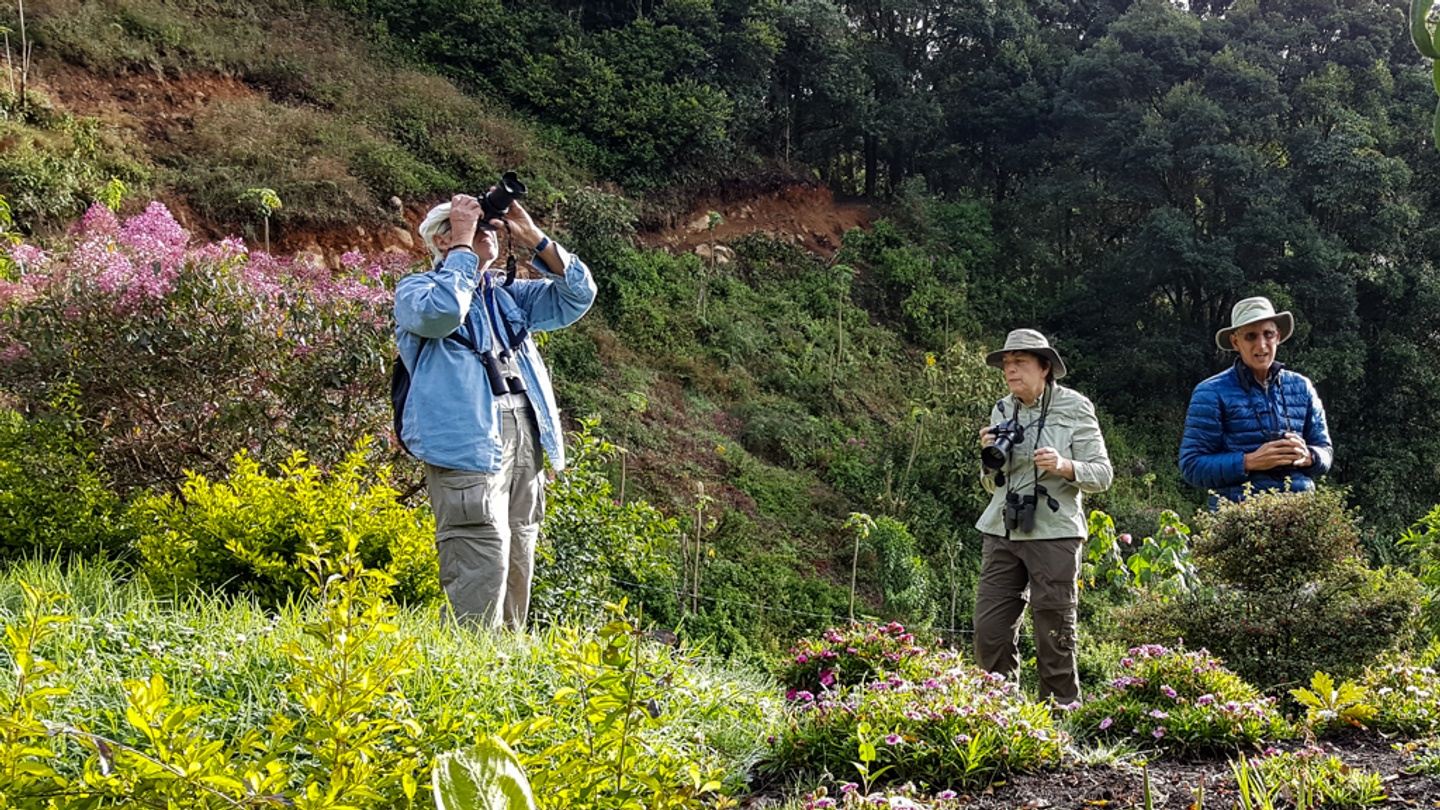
[
  {"xmin": 489, "ymin": 199, "xmax": 547, "ymax": 251},
  {"xmin": 979, "ymin": 426, "xmax": 996, "ymax": 448},
  {"xmin": 1034, "ymin": 447, "xmax": 1075, "ymax": 480},
  {"xmin": 448, "ymin": 194, "xmax": 482, "ymax": 251},
  {"xmin": 1244, "ymin": 436, "xmax": 1310, "ymax": 472}
]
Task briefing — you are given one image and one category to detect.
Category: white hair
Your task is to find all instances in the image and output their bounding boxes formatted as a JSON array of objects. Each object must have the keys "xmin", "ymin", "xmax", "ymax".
[{"xmin": 418, "ymin": 202, "xmax": 453, "ymax": 264}]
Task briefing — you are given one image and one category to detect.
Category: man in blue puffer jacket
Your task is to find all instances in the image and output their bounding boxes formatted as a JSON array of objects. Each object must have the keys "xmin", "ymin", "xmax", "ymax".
[{"xmin": 1179, "ymin": 296, "xmax": 1333, "ymax": 506}]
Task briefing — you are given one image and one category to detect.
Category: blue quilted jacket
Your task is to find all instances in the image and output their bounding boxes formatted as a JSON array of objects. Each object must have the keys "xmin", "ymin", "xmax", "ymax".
[{"xmin": 1179, "ymin": 360, "xmax": 1333, "ymax": 506}]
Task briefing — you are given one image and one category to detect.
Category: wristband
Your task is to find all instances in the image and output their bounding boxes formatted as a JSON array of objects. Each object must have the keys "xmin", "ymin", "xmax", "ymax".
[{"xmin": 533, "ymin": 236, "xmax": 550, "ymax": 254}]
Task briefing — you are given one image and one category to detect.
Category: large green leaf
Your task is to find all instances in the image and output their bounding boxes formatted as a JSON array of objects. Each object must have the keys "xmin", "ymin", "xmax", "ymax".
[{"xmin": 433, "ymin": 736, "xmax": 537, "ymax": 810}]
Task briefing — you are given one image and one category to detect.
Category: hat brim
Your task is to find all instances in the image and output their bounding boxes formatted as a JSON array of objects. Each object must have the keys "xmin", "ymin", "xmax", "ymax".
[
  {"xmin": 985, "ymin": 348, "xmax": 1067, "ymax": 380},
  {"xmin": 1216, "ymin": 311, "xmax": 1294, "ymax": 351}
]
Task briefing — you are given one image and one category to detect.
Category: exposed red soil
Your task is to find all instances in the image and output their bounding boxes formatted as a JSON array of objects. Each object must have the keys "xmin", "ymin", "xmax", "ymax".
[
  {"xmin": 36, "ymin": 67, "xmax": 873, "ymax": 266},
  {"xmin": 640, "ymin": 183, "xmax": 871, "ymax": 259}
]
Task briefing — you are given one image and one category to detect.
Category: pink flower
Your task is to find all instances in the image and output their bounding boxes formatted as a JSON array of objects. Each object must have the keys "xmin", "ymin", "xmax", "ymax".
[
  {"xmin": 1161, "ymin": 685, "xmax": 1178, "ymax": 699},
  {"xmin": 840, "ymin": 783, "xmax": 858, "ymax": 794},
  {"xmin": 1099, "ymin": 717, "xmax": 1113, "ymax": 730},
  {"xmin": 1152, "ymin": 726, "xmax": 1167, "ymax": 739},
  {"xmin": 1119, "ymin": 532, "xmax": 1133, "ymax": 544},
  {"xmin": 1197, "ymin": 694, "xmax": 1215, "ymax": 706},
  {"xmin": 795, "ymin": 654, "xmax": 809, "ymax": 664},
  {"xmin": 819, "ymin": 669, "xmax": 835, "ymax": 688},
  {"xmin": 1148, "ymin": 709, "xmax": 1168, "ymax": 719},
  {"xmin": 936, "ymin": 790, "xmax": 957, "ymax": 800},
  {"xmin": 72, "ymin": 202, "xmax": 119, "ymax": 237},
  {"xmin": 884, "ymin": 734, "xmax": 902, "ymax": 745}
]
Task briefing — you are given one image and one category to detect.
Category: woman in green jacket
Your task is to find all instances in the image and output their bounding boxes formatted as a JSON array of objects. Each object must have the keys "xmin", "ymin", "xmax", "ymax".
[{"xmin": 973, "ymin": 329, "xmax": 1113, "ymax": 705}]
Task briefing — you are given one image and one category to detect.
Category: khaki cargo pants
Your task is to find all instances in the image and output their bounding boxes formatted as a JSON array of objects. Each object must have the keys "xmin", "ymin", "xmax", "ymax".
[
  {"xmin": 973, "ymin": 533, "xmax": 1082, "ymax": 704},
  {"xmin": 425, "ymin": 407, "xmax": 546, "ymax": 630}
]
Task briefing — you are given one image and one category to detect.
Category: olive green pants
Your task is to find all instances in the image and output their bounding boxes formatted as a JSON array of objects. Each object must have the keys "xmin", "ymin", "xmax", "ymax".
[
  {"xmin": 424, "ymin": 408, "xmax": 546, "ymax": 630},
  {"xmin": 972, "ymin": 533, "xmax": 1082, "ymax": 704}
]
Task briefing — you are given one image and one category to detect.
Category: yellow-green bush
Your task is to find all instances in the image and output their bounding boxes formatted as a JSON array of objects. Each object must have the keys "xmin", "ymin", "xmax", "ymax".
[{"xmin": 129, "ymin": 441, "xmax": 440, "ymax": 605}]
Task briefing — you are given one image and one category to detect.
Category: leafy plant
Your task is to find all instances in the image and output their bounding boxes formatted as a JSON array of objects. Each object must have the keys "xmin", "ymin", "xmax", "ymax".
[
  {"xmin": 1291, "ymin": 672, "xmax": 1376, "ymax": 734},
  {"xmin": 1232, "ymin": 748, "xmax": 1386, "ymax": 809},
  {"xmin": 0, "ymin": 407, "xmax": 135, "ymax": 562},
  {"xmin": 501, "ymin": 602, "xmax": 736, "ymax": 810},
  {"xmin": 434, "ymin": 736, "xmax": 537, "ymax": 810},
  {"xmin": 1356, "ymin": 644, "xmax": 1440, "ymax": 736},
  {"xmin": 1067, "ymin": 644, "xmax": 1293, "ymax": 754},
  {"xmin": 1084, "ymin": 509, "xmax": 1198, "ymax": 596},
  {"xmin": 771, "ymin": 659, "xmax": 1065, "ymax": 788},
  {"xmin": 779, "ymin": 621, "xmax": 944, "ymax": 696},
  {"xmin": 129, "ymin": 440, "xmax": 439, "ymax": 606}
]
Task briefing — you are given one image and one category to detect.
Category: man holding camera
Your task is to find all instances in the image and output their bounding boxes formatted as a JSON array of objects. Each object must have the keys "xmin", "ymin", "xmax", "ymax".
[
  {"xmin": 973, "ymin": 329, "xmax": 1112, "ymax": 705},
  {"xmin": 1179, "ymin": 296, "xmax": 1332, "ymax": 506},
  {"xmin": 395, "ymin": 191, "xmax": 596, "ymax": 629}
]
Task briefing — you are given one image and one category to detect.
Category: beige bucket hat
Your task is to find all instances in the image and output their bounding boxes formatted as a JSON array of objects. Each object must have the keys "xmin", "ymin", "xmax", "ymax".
[
  {"xmin": 1215, "ymin": 296, "xmax": 1294, "ymax": 351},
  {"xmin": 985, "ymin": 328, "xmax": 1067, "ymax": 380}
]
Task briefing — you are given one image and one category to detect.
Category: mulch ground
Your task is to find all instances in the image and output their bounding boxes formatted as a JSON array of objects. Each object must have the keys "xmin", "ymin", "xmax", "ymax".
[{"xmin": 749, "ymin": 737, "xmax": 1440, "ymax": 809}]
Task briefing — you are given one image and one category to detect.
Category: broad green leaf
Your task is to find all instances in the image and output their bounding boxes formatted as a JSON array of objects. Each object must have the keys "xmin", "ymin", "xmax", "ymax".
[{"xmin": 433, "ymin": 735, "xmax": 537, "ymax": 810}]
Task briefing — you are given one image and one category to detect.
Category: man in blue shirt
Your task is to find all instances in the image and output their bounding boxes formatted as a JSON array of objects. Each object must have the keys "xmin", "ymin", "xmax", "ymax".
[
  {"xmin": 1179, "ymin": 296, "xmax": 1333, "ymax": 506},
  {"xmin": 395, "ymin": 193, "xmax": 597, "ymax": 628}
]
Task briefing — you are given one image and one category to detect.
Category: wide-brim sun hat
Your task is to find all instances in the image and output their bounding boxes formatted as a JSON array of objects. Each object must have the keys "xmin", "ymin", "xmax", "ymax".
[
  {"xmin": 985, "ymin": 328, "xmax": 1067, "ymax": 380},
  {"xmin": 1215, "ymin": 296, "xmax": 1294, "ymax": 351}
]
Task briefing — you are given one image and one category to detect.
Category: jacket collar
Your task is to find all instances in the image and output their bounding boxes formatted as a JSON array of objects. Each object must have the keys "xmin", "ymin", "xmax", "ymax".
[{"xmin": 1232, "ymin": 358, "xmax": 1286, "ymax": 392}]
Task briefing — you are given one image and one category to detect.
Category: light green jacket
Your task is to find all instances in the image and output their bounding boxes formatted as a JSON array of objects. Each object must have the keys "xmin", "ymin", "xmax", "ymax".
[{"xmin": 975, "ymin": 384, "xmax": 1113, "ymax": 540}]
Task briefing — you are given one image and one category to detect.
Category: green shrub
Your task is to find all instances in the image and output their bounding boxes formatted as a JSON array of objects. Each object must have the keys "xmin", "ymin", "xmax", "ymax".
[
  {"xmin": 868, "ymin": 517, "xmax": 933, "ymax": 622},
  {"xmin": 129, "ymin": 441, "xmax": 440, "ymax": 605},
  {"xmin": 1400, "ymin": 504, "xmax": 1440, "ymax": 639},
  {"xmin": 0, "ymin": 409, "xmax": 134, "ymax": 561},
  {"xmin": 1120, "ymin": 490, "xmax": 1420, "ymax": 691},
  {"xmin": 531, "ymin": 419, "xmax": 679, "ymax": 625},
  {"xmin": 770, "ymin": 659, "xmax": 1065, "ymax": 789},
  {"xmin": 1067, "ymin": 643, "xmax": 1292, "ymax": 754},
  {"xmin": 1194, "ymin": 489, "xmax": 1361, "ymax": 590}
]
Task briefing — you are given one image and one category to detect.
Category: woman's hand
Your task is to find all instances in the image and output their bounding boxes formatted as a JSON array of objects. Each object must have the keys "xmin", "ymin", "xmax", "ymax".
[{"xmin": 1034, "ymin": 447, "xmax": 1075, "ymax": 480}]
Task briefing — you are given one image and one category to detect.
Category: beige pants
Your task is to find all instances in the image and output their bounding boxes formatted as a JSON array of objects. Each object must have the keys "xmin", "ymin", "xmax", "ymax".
[
  {"xmin": 973, "ymin": 532, "xmax": 1082, "ymax": 704},
  {"xmin": 425, "ymin": 408, "xmax": 546, "ymax": 630}
]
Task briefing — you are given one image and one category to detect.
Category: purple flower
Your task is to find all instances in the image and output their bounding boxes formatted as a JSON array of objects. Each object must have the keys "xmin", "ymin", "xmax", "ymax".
[
  {"xmin": 884, "ymin": 734, "xmax": 903, "ymax": 745},
  {"xmin": 1148, "ymin": 709, "xmax": 1169, "ymax": 719},
  {"xmin": 1152, "ymin": 726, "xmax": 1167, "ymax": 739},
  {"xmin": 936, "ymin": 790, "xmax": 958, "ymax": 800},
  {"xmin": 795, "ymin": 654, "xmax": 810, "ymax": 664},
  {"xmin": 1099, "ymin": 717, "xmax": 1114, "ymax": 730},
  {"xmin": 954, "ymin": 733, "xmax": 972, "ymax": 744},
  {"xmin": 1160, "ymin": 685, "xmax": 1178, "ymax": 699},
  {"xmin": 819, "ymin": 669, "xmax": 835, "ymax": 688},
  {"xmin": 840, "ymin": 783, "xmax": 858, "ymax": 794},
  {"xmin": 1197, "ymin": 694, "xmax": 1215, "ymax": 706}
]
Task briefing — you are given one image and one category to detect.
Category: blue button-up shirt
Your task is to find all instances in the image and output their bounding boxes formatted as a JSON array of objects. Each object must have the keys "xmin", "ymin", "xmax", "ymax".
[{"xmin": 394, "ymin": 244, "xmax": 597, "ymax": 472}]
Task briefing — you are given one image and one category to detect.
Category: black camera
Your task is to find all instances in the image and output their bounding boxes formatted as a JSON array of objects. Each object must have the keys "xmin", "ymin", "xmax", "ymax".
[
  {"xmin": 479, "ymin": 171, "xmax": 527, "ymax": 230},
  {"xmin": 982, "ymin": 422, "xmax": 1024, "ymax": 470}
]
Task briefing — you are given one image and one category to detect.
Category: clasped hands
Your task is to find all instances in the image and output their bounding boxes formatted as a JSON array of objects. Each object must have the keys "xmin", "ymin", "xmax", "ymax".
[{"xmin": 1244, "ymin": 432, "xmax": 1311, "ymax": 472}]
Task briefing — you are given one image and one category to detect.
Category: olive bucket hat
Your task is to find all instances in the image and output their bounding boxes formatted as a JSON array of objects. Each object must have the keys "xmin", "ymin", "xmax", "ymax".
[
  {"xmin": 1215, "ymin": 296, "xmax": 1294, "ymax": 351},
  {"xmin": 985, "ymin": 328, "xmax": 1068, "ymax": 380}
]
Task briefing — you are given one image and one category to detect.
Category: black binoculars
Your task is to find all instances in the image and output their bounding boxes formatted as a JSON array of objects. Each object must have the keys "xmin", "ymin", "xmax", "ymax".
[{"xmin": 480, "ymin": 349, "xmax": 526, "ymax": 397}]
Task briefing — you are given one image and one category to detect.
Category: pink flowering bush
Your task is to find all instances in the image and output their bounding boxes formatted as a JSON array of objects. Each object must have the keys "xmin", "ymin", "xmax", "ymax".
[
  {"xmin": 1067, "ymin": 643, "xmax": 1292, "ymax": 753},
  {"xmin": 770, "ymin": 661, "xmax": 1065, "ymax": 788},
  {"xmin": 0, "ymin": 202, "xmax": 412, "ymax": 492},
  {"xmin": 780, "ymin": 621, "xmax": 942, "ymax": 696}
]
